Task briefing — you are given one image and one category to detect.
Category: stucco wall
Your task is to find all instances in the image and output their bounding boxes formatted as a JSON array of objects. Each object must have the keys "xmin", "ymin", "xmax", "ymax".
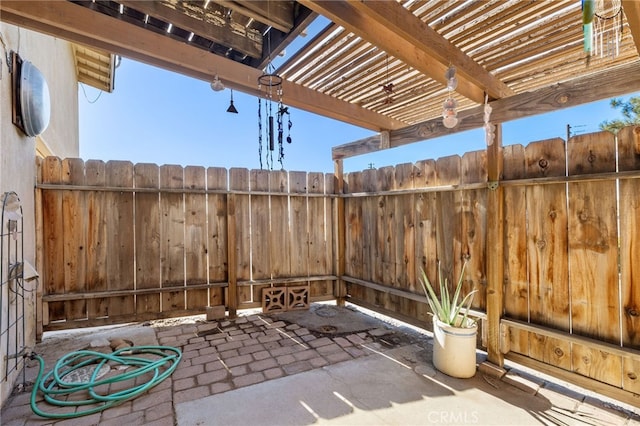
[{"xmin": 0, "ymin": 22, "xmax": 79, "ymax": 407}]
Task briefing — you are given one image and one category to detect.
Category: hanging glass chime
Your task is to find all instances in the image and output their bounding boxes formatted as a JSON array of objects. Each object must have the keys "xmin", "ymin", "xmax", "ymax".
[
  {"xmin": 442, "ymin": 66, "xmax": 458, "ymax": 129},
  {"xmin": 257, "ymin": 69, "xmax": 292, "ymax": 170}
]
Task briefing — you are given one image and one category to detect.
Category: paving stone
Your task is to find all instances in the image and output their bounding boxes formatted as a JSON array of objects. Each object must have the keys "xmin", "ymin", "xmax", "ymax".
[
  {"xmin": 263, "ymin": 341, "xmax": 282, "ymax": 351},
  {"xmin": 100, "ymin": 402, "xmax": 134, "ymax": 420},
  {"xmin": 99, "ymin": 410, "xmax": 145, "ymax": 426},
  {"xmin": 210, "ymin": 382, "xmax": 233, "ymax": 395},
  {"xmin": 301, "ymin": 334, "xmax": 317, "ymax": 342},
  {"xmin": 268, "ymin": 321, "xmax": 287, "ymax": 328},
  {"xmin": 258, "ymin": 334, "xmax": 282, "ymax": 344},
  {"xmin": 294, "ymin": 349, "xmax": 319, "ymax": 361},
  {"xmin": 249, "ymin": 358, "xmax": 279, "ymax": 372},
  {"xmin": 308, "ymin": 337, "xmax": 333, "ymax": 348},
  {"xmin": 205, "ymin": 358, "xmax": 226, "ymax": 372},
  {"xmin": 199, "ymin": 345, "xmax": 218, "ymax": 356},
  {"xmin": 276, "ymin": 354, "xmax": 296, "ymax": 365},
  {"xmin": 144, "ymin": 401, "xmax": 173, "ymax": 422},
  {"xmin": 133, "ymin": 388, "xmax": 171, "ymax": 411},
  {"xmin": 264, "ymin": 367, "xmax": 285, "ymax": 380},
  {"xmin": 188, "ymin": 336, "xmax": 206, "ymax": 344},
  {"xmin": 283, "ymin": 360, "xmax": 313, "ymax": 375},
  {"xmin": 235, "ymin": 317, "xmax": 249, "ymax": 324},
  {"xmin": 172, "ymin": 364, "xmax": 204, "ymax": 380},
  {"xmin": 183, "ymin": 341, "xmax": 209, "ymax": 353},
  {"xmin": 346, "ymin": 334, "xmax": 366, "ymax": 345},
  {"xmin": 192, "ymin": 352, "xmax": 222, "ymax": 366},
  {"xmin": 316, "ymin": 343, "xmax": 343, "ymax": 355},
  {"xmin": 250, "ymin": 331, "xmax": 266, "ymax": 339},
  {"xmin": 197, "ymin": 322, "xmax": 219, "ymax": 332},
  {"xmin": 228, "ymin": 329, "xmax": 245, "ymax": 336},
  {"xmin": 269, "ymin": 345, "xmax": 296, "ymax": 357},
  {"xmin": 294, "ymin": 327, "xmax": 311, "ymax": 336},
  {"xmin": 197, "ymin": 369, "xmax": 229, "ymax": 385},
  {"xmin": 285, "ymin": 324, "xmax": 301, "ymax": 330},
  {"xmin": 229, "ymin": 365, "xmax": 248, "ymax": 376},
  {"xmin": 174, "ymin": 376, "xmax": 196, "ymax": 391},
  {"xmin": 233, "ymin": 372, "xmax": 265, "ymax": 388},
  {"xmin": 207, "ymin": 336, "xmax": 227, "ymax": 345},
  {"xmin": 142, "ymin": 416, "xmax": 174, "ymax": 426},
  {"xmin": 310, "ymin": 357, "xmax": 329, "ymax": 368},
  {"xmin": 252, "ymin": 350, "xmax": 272, "ymax": 361},
  {"xmin": 229, "ymin": 333, "xmax": 251, "ymax": 341},
  {"xmin": 216, "ymin": 340, "xmax": 244, "ymax": 352},
  {"xmin": 333, "ymin": 337, "xmax": 352, "ymax": 348},
  {"xmin": 174, "ymin": 385, "xmax": 211, "ymax": 404},
  {"xmin": 345, "ymin": 346, "xmax": 367, "ymax": 358},
  {"xmin": 326, "ymin": 350, "xmax": 352, "ymax": 364},
  {"xmin": 239, "ymin": 343, "xmax": 266, "ymax": 355},
  {"xmin": 225, "ymin": 354, "xmax": 253, "ymax": 367},
  {"xmin": 218, "ymin": 349, "xmax": 239, "ymax": 359}
]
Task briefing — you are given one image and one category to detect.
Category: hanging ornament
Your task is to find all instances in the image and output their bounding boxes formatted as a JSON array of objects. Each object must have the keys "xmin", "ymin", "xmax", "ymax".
[
  {"xmin": 381, "ymin": 54, "xmax": 394, "ymax": 105},
  {"xmin": 442, "ymin": 65, "xmax": 458, "ymax": 129},
  {"xmin": 483, "ymin": 94, "xmax": 494, "ymax": 146},
  {"xmin": 583, "ymin": 0, "xmax": 596, "ymax": 55},
  {"xmin": 592, "ymin": 0, "xmax": 623, "ymax": 59}
]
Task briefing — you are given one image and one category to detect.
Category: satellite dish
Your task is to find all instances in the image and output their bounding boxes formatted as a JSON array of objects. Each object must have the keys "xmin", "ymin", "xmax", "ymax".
[{"xmin": 20, "ymin": 60, "xmax": 51, "ymax": 137}]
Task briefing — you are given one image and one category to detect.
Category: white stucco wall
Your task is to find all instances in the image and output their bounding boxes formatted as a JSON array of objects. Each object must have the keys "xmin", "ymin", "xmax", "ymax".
[{"xmin": 0, "ymin": 22, "xmax": 79, "ymax": 407}]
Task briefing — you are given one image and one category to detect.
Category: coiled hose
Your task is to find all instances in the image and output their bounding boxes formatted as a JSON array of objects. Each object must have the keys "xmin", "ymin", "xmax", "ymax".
[{"xmin": 30, "ymin": 345, "xmax": 181, "ymax": 419}]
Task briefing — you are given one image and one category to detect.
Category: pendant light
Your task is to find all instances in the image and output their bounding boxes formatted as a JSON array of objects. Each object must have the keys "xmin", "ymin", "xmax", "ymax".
[{"xmin": 226, "ymin": 89, "xmax": 238, "ymax": 113}]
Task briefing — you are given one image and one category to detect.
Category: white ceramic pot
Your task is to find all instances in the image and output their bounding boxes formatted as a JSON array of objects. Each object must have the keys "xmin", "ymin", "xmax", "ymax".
[{"xmin": 432, "ymin": 316, "xmax": 478, "ymax": 378}]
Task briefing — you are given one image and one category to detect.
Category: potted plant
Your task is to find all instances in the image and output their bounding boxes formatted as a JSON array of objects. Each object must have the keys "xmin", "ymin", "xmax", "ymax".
[{"xmin": 419, "ymin": 260, "xmax": 478, "ymax": 378}]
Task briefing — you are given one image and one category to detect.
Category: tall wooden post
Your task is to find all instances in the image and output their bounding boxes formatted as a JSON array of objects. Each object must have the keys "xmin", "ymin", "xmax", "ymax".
[
  {"xmin": 485, "ymin": 123, "xmax": 504, "ymax": 367},
  {"xmin": 334, "ymin": 159, "xmax": 346, "ymax": 306}
]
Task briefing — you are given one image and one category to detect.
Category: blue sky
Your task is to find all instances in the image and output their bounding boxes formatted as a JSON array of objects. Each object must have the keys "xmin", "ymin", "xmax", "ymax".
[{"xmin": 79, "ymin": 21, "xmax": 639, "ymax": 175}]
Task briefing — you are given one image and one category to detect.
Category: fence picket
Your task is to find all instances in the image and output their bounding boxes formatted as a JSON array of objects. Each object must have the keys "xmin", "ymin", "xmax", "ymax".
[
  {"xmin": 160, "ymin": 165, "xmax": 185, "ymax": 311},
  {"xmin": 185, "ymin": 166, "xmax": 208, "ymax": 309}
]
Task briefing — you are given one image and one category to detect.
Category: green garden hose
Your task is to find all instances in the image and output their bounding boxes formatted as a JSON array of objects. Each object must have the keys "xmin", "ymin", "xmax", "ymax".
[{"xmin": 29, "ymin": 345, "xmax": 181, "ymax": 419}]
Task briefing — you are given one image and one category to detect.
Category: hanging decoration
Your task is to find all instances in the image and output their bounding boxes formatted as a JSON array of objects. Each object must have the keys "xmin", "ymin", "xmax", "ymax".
[
  {"xmin": 257, "ymin": 70, "xmax": 292, "ymax": 170},
  {"xmin": 442, "ymin": 65, "xmax": 458, "ymax": 129},
  {"xmin": 381, "ymin": 54, "xmax": 394, "ymax": 105},
  {"xmin": 583, "ymin": 0, "xmax": 595, "ymax": 55},
  {"xmin": 483, "ymin": 94, "xmax": 494, "ymax": 147},
  {"xmin": 256, "ymin": 3, "xmax": 293, "ymax": 170},
  {"xmin": 592, "ymin": 0, "xmax": 623, "ymax": 59}
]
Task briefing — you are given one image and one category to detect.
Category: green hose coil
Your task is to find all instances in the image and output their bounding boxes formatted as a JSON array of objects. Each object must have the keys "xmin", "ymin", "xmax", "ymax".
[{"xmin": 30, "ymin": 345, "xmax": 182, "ymax": 419}]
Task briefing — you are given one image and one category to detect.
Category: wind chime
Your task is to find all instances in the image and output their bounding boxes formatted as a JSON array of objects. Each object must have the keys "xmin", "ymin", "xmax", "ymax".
[
  {"xmin": 257, "ymin": 36, "xmax": 292, "ymax": 170},
  {"xmin": 257, "ymin": 73, "xmax": 292, "ymax": 170},
  {"xmin": 583, "ymin": 0, "xmax": 624, "ymax": 60}
]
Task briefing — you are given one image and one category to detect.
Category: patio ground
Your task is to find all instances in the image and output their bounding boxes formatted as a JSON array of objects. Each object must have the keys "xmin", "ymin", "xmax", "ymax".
[{"xmin": 2, "ymin": 303, "xmax": 639, "ymax": 425}]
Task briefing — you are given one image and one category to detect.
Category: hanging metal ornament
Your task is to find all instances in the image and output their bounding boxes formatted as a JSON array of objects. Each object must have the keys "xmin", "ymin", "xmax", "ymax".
[
  {"xmin": 442, "ymin": 65, "xmax": 458, "ymax": 129},
  {"xmin": 257, "ymin": 69, "xmax": 292, "ymax": 170},
  {"xmin": 592, "ymin": 0, "xmax": 623, "ymax": 59}
]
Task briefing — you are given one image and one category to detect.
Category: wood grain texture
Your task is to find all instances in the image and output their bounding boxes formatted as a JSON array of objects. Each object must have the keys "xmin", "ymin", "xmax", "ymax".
[
  {"xmin": 105, "ymin": 161, "xmax": 135, "ymax": 317},
  {"xmin": 159, "ymin": 164, "xmax": 185, "ymax": 311},
  {"xmin": 134, "ymin": 163, "xmax": 160, "ymax": 315},
  {"xmin": 207, "ymin": 167, "xmax": 228, "ymax": 307},
  {"xmin": 184, "ymin": 166, "xmax": 208, "ymax": 308},
  {"xmin": 85, "ymin": 160, "xmax": 107, "ymax": 320},
  {"xmin": 619, "ymin": 178, "xmax": 640, "ymax": 348}
]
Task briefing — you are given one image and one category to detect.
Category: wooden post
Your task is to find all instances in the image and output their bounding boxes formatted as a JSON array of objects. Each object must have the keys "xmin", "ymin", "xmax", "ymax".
[
  {"xmin": 334, "ymin": 159, "xmax": 346, "ymax": 306},
  {"xmin": 485, "ymin": 123, "xmax": 505, "ymax": 368},
  {"xmin": 34, "ymin": 158, "xmax": 44, "ymax": 342},
  {"xmin": 226, "ymin": 193, "xmax": 238, "ymax": 318}
]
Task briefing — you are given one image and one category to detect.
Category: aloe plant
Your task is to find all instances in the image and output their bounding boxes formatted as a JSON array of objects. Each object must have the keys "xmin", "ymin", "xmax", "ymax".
[{"xmin": 419, "ymin": 261, "xmax": 477, "ymax": 328}]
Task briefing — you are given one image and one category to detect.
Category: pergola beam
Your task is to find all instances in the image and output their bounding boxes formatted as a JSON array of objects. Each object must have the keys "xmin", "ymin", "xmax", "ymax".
[
  {"xmin": 300, "ymin": 0, "xmax": 514, "ymax": 104},
  {"xmin": 118, "ymin": 0, "xmax": 262, "ymax": 59},
  {"xmin": 0, "ymin": 0, "xmax": 405, "ymax": 132},
  {"xmin": 333, "ymin": 61, "xmax": 640, "ymax": 160}
]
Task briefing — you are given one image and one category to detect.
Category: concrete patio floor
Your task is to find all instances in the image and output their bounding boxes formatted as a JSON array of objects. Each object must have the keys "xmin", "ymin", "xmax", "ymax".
[{"xmin": 2, "ymin": 303, "xmax": 639, "ymax": 425}]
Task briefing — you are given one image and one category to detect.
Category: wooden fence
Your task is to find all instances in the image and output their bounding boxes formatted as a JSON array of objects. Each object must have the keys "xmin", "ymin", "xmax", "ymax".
[
  {"xmin": 36, "ymin": 159, "xmax": 335, "ymax": 329},
  {"xmin": 35, "ymin": 126, "xmax": 640, "ymax": 404},
  {"xmin": 339, "ymin": 126, "xmax": 640, "ymax": 405}
]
